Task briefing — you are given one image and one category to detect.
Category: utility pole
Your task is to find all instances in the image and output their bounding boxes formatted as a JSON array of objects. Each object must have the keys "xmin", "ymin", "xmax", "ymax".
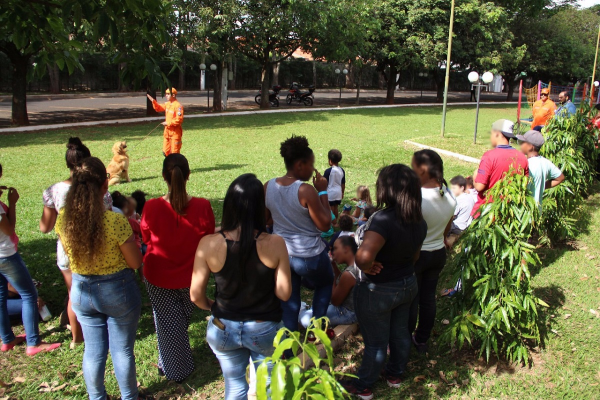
[{"xmin": 440, "ymin": 0, "xmax": 456, "ymax": 137}]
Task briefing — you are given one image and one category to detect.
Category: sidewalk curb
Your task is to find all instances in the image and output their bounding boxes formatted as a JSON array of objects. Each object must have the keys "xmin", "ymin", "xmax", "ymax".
[
  {"xmin": 0, "ymin": 102, "xmax": 519, "ymax": 134},
  {"xmin": 404, "ymin": 140, "xmax": 481, "ymax": 164}
]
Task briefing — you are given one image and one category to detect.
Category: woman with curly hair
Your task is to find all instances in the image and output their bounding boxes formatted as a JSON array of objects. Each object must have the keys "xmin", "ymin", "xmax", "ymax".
[
  {"xmin": 56, "ymin": 157, "xmax": 143, "ymax": 400},
  {"xmin": 39, "ymin": 137, "xmax": 113, "ymax": 348},
  {"xmin": 264, "ymin": 136, "xmax": 334, "ymax": 336}
]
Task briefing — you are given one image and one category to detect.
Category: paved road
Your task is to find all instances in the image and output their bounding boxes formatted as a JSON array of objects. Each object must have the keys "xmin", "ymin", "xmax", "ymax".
[{"xmin": 0, "ymin": 89, "xmax": 514, "ymax": 127}]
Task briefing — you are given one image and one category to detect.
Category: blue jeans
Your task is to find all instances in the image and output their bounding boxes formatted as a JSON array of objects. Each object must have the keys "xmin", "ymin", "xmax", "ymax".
[
  {"xmin": 206, "ymin": 317, "xmax": 283, "ymax": 400},
  {"xmin": 0, "ymin": 252, "xmax": 40, "ymax": 347},
  {"xmin": 283, "ymin": 249, "xmax": 334, "ymax": 331},
  {"xmin": 300, "ymin": 305, "xmax": 357, "ymax": 328},
  {"xmin": 353, "ymin": 276, "xmax": 418, "ymax": 391},
  {"xmin": 71, "ymin": 269, "xmax": 141, "ymax": 400}
]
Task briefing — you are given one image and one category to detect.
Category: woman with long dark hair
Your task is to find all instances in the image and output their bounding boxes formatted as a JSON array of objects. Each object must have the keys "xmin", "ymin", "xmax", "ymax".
[
  {"xmin": 265, "ymin": 136, "xmax": 334, "ymax": 336},
  {"xmin": 410, "ymin": 150, "xmax": 456, "ymax": 353},
  {"xmin": 39, "ymin": 137, "xmax": 113, "ymax": 347},
  {"xmin": 343, "ymin": 164, "xmax": 427, "ymax": 399},
  {"xmin": 141, "ymin": 154, "xmax": 215, "ymax": 383},
  {"xmin": 191, "ymin": 173, "xmax": 291, "ymax": 399},
  {"xmin": 56, "ymin": 157, "xmax": 143, "ymax": 399}
]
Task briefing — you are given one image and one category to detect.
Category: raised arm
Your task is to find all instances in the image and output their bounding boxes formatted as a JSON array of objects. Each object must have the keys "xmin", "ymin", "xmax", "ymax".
[{"xmin": 300, "ymin": 171, "xmax": 332, "ymax": 232}]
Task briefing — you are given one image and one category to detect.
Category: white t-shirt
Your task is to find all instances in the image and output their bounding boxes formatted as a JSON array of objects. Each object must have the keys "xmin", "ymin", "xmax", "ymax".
[
  {"xmin": 452, "ymin": 193, "xmax": 475, "ymax": 232},
  {"xmin": 421, "ymin": 187, "xmax": 457, "ymax": 251},
  {"xmin": 0, "ymin": 206, "xmax": 17, "ymax": 258},
  {"xmin": 42, "ymin": 181, "xmax": 113, "ymax": 268},
  {"xmin": 325, "ymin": 166, "xmax": 345, "ymax": 201}
]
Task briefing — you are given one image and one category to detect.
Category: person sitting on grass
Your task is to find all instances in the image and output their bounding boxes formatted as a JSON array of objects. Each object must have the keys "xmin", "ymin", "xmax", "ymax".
[
  {"xmin": 328, "ymin": 214, "xmax": 354, "ymax": 251},
  {"xmin": 351, "ymin": 185, "xmax": 373, "ymax": 226},
  {"xmin": 516, "ymin": 130, "xmax": 565, "ymax": 211},
  {"xmin": 446, "ymin": 175, "xmax": 474, "ymax": 248},
  {"xmin": 466, "ymin": 176, "xmax": 477, "ymax": 205},
  {"xmin": 354, "ymin": 205, "xmax": 376, "ymax": 247},
  {"xmin": 300, "ymin": 236, "xmax": 362, "ymax": 328}
]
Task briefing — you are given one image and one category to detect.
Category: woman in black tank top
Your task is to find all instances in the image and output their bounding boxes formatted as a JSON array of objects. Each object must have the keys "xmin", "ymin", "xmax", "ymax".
[{"xmin": 191, "ymin": 174, "xmax": 291, "ymax": 400}]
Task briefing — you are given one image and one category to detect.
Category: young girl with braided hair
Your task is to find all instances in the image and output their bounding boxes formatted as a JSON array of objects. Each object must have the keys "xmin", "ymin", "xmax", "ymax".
[{"xmin": 409, "ymin": 149, "xmax": 456, "ymax": 353}]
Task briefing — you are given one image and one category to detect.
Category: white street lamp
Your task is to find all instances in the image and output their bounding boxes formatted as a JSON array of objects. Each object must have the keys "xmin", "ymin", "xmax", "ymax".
[{"xmin": 470, "ymin": 71, "xmax": 493, "ymax": 144}]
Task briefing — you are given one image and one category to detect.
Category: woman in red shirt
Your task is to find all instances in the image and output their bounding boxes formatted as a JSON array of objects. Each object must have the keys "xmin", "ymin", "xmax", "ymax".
[{"xmin": 141, "ymin": 154, "xmax": 215, "ymax": 382}]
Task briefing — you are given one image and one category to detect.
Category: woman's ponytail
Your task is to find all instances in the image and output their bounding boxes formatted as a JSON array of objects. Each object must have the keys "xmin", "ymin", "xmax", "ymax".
[{"xmin": 163, "ymin": 154, "xmax": 190, "ymax": 216}]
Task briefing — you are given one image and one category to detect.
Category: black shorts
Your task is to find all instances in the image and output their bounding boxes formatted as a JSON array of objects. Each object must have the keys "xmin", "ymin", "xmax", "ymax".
[{"xmin": 329, "ymin": 200, "xmax": 342, "ymax": 206}]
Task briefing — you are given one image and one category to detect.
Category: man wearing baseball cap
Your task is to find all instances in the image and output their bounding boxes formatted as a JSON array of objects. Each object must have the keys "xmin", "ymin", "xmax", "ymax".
[
  {"xmin": 531, "ymin": 88, "xmax": 556, "ymax": 131},
  {"xmin": 147, "ymin": 88, "xmax": 185, "ymax": 156},
  {"xmin": 471, "ymin": 119, "xmax": 529, "ymax": 217},
  {"xmin": 516, "ymin": 130, "xmax": 564, "ymax": 209}
]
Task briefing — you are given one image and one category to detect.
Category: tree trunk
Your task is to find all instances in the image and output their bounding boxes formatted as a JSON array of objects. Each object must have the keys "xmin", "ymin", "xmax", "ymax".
[
  {"xmin": 260, "ymin": 61, "xmax": 271, "ymax": 109},
  {"xmin": 178, "ymin": 55, "xmax": 186, "ymax": 90},
  {"xmin": 313, "ymin": 61, "xmax": 317, "ymax": 87},
  {"xmin": 433, "ymin": 69, "xmax": 444, "ymax": 102},
  {"xmin": 356, "ymin": 66, "xmax": 362, "ymax": 105},
  {"xmin": 385, "ymin": 65, "xmax": 398, "ymax": 105},
  {"xmin": 11, "ymin": 53, "xmax": 30, "ymax": 126},
  {"xmin": 345, "ymin": 64, "xmax": 354, "ymax": 89},
  {"xmin": 229, "ymin": 56, "xmax": 237, "ymax": 90},
  {"xmin": 146, "ymin": 82, "xmax": 158, "ymax": 116},
  {"xmin": 118, "ymin": 63, "xmax": 129, "ymax": 92},
  {"xmin": 213, "ymin": 63, "xmax": 223, "ymax": 112},
  {"xmin": 505, "ymin": 73, "xmax": 517, "ymax": 101},
  {"xmin": 47, "ymin": 63, "xmax": 60, "ymax": 94}
]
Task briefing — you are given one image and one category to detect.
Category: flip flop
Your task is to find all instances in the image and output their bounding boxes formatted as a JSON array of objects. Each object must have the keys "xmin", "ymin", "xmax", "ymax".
[
  {"xmin": 1, "ymin": 334, "xmax": 26, "ymax": 352},
  {"xmin": 440, "ymin": 288, "xmax": 457, "ymax": 297},
  {"xmin": 26, "ymin": 342, "xmax": 61, "ymax": 356}
]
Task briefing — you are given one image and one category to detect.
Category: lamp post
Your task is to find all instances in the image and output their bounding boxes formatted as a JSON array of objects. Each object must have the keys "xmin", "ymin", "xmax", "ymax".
[
  {"xmin": 418, "ymin": 72, "xmax": 428, "ymax": 100},
  {"xmin": 469, "ymin": 71, "xmax": 494, "ymax": 144},
  {"xmin": 199, "ymin": 63, "xmax": 207, "ymax": 110},
  {"xmin": 335, "ymin": 68, "xmax": 348, "ymax": 107},
  {"xmin": 200, "ymin": 64, "xmax": 217, "ymax": 111}
]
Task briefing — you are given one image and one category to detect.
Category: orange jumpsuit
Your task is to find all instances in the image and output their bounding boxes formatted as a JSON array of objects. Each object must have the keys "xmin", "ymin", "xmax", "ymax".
[
  {"xmin": 152, "ymin": 99, "xmax": 184, "ymax": 155},
  {"xmin": 532, "ymin": 99, "xmax": 557, "ymax": 128}
]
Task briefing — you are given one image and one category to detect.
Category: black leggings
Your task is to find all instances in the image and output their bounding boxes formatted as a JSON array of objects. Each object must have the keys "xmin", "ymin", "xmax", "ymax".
[{"xmin": 408, "ymin": 248, "xmax": 447, "ymax": 343}]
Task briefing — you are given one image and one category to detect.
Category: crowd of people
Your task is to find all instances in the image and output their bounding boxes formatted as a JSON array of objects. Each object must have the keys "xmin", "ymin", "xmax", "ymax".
[{"xmin": 0, "ymin": 115, "xmax": 570, "ymax": 400}]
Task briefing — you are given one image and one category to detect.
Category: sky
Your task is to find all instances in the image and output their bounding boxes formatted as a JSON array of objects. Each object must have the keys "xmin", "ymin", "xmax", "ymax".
[{"xmin": 579, "ymin": 0, "xmax": 600, "ymax": 8}]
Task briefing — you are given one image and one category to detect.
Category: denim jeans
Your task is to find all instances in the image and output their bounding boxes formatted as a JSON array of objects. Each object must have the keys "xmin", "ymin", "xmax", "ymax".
[
  {"xmin": 299, "ymin": 305, "xmax": 357, "ymax": 328},
  {"xmin": 409, "ymin": 248, "xmax": 447, "ymax": 344},
  {"xmin": 0, "ymin": 252, "xmax": 40, "ymax": 347},
  {"xmin": 282, "ymin": 249, "xmax": 334, "ymax": 331},
  {"xmin": 353, "ymin": 275, "xmax": 418, "ymax": 391},
  {"xmin": 71, "ymin": 269, "xmax": 141, "ymax": 400},
  {"xmin": 206, "ymin": 316, "xmax": 283, "ymax": 400}
]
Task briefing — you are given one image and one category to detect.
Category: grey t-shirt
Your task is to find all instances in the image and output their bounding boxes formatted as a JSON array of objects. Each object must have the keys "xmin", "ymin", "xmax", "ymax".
[{"xmin": 451, "ymin": 193, "xmax": 475, "ymax": 233}]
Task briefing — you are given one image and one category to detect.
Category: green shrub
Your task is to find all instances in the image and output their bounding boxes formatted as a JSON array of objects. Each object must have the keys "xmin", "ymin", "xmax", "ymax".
[
  {"xmin": 441, "ymin": 172, "xmax": 548, "ymax": 365},
  {"xmin": 255, "ymin": 318, "xmax": 352, "ymax": 399},
  {"xmin": 540, "ymin": 102, "xmax": 599, "ymax": 244}
]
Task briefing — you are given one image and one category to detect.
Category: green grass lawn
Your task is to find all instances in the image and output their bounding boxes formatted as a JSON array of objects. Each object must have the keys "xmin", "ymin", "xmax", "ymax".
[{"xmin": 0, "ymin": 105, "xmax": 598, "ymax": 399}]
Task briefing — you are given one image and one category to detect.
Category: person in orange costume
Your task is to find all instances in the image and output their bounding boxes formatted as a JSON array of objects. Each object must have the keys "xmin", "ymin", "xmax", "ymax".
[
  {"xmin": 147, "ymin": 88, "xmax": 184, "ymax": 156},
  {"xmin": 531, "ymin": 88, "xmax": 556, "ymax": 130}
]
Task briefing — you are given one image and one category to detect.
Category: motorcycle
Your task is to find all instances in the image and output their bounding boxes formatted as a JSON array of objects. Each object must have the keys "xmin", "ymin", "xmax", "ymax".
[
  {"xmin": 255, "ymin": 85, "xmax": 282, "ymax": 107},
  {"xmin": 286, "ymin": 82, "xmax": 315, "ymax": 106}
]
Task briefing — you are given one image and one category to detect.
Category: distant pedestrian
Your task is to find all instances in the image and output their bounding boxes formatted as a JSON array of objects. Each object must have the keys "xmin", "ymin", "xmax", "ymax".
[{"xmin": 324, "ymin": 149, "xmax": 346, "ymax": 224}]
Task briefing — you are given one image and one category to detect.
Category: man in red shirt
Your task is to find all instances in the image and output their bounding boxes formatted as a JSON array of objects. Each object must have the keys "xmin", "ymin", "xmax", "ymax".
[{"xmin": 472, "ymin": 119, "xmax": 529, "ymax": 216}]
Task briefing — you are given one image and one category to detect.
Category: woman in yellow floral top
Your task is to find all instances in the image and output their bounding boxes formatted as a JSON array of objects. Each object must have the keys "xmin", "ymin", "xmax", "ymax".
[{"xmin": 56, "ymin": 157, "xmax": 143, "ymax": 400}]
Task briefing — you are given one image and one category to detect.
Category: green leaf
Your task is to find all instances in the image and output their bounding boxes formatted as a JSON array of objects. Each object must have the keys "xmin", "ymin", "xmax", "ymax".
[
  {"xmin": 271, "ymin": 362, "xmax": 287, "ymax": 399},
  {"xmin": 256, "ymin": 361, "xmax": 269, "ymax": 400}
]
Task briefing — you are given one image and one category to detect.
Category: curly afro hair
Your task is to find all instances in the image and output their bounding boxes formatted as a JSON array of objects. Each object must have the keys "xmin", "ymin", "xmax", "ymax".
[{"xmin": 280, "ymin": 135, "xmax": 313, "ymax": 170}]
